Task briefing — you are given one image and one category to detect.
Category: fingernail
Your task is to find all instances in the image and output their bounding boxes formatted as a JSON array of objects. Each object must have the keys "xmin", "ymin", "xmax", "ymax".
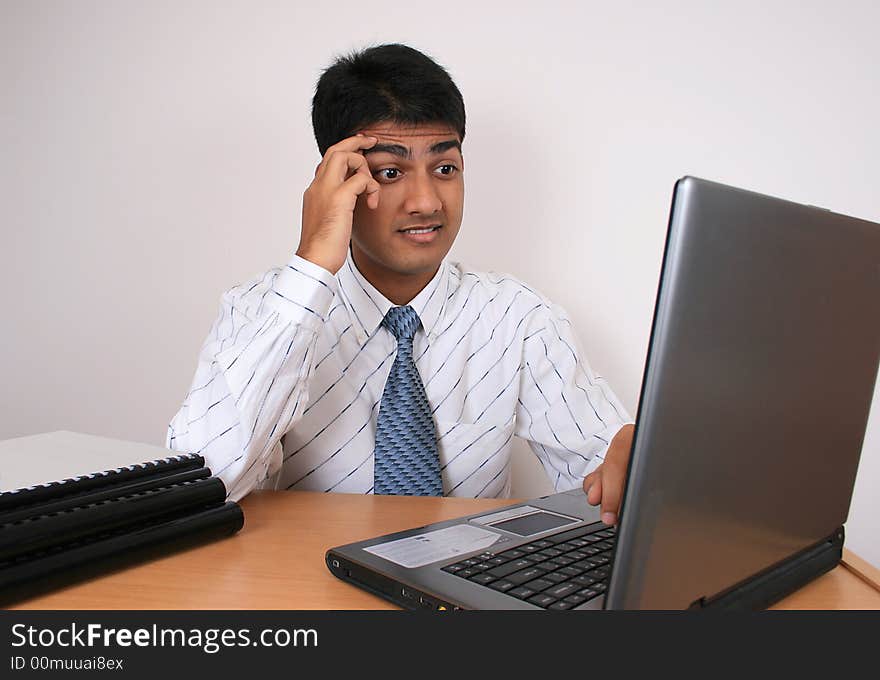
[{"xmin": 602, "ymin": 512, "xmax": 616, "ymax": 525}]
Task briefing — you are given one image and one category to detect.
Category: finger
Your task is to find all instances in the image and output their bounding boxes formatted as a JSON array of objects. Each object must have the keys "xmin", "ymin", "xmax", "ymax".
[
  {"xmin": 337, "ymin": 172, "xmax": 380, "ymax": 209},
  {"xmin": 599, "ymin": 459, "xmax": 626, "ymax": 526},
  {"xmin": 365, "ymin": 182, "xmax": 380, "ymax": 210},
  {"xmin": 582, "ymin": 469, "xmax": 598, "ymax": 496},
  {"xmin": 323, "ymin": 150, "xmax": 376, "ymax": 186},
  {"xmin": 582, "ymin": 472, "xmax": 594, "ymax": 495},
  {"xmin": 586, "ymin": 474, "xmax": 602, "ymax": 507},
  {"xmin": 357, "ymin": 175, "xmax": 381, "ymax": 210},
  {"xmin": 330, "ymin": 133, "xmax": 379, "ymax": 154},
  {"xmin": 316, "ymin": 135, "xmax": 378, "ymax": 177}
]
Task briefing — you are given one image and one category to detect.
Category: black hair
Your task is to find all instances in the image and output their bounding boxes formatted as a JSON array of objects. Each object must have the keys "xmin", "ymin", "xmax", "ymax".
[{"xmin": 311, "ymin": 43, "xmax": 466, "ymax": 155}]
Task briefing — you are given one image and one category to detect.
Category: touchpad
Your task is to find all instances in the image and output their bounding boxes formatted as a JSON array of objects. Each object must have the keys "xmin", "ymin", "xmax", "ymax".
[{"xmin": 488, "ymin": 511, "xmax": 579, "ymax": 537}]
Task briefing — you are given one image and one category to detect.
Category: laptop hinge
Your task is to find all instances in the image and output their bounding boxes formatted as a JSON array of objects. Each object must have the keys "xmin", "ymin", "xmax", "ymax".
[{"xmin": 687, "ymin": 527, "xmax": 844, "ymax": 610}]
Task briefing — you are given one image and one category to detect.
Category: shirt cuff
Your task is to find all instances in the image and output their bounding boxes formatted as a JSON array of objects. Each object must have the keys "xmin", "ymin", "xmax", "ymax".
[{"xmin": 266, "ymin": 255, "xmax": 337, "ymax": 332}]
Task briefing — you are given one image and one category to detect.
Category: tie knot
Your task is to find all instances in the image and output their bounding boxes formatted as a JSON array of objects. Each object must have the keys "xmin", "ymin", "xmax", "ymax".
[{"xmin": 383, "ymin": 305, "xmax": 421, "ymax": 342}]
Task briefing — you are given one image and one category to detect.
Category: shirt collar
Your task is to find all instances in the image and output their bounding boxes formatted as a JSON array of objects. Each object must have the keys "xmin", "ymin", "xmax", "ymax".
[{"xmin": 336, "ymin": 249, "xmax": 451, "ymax": 346}]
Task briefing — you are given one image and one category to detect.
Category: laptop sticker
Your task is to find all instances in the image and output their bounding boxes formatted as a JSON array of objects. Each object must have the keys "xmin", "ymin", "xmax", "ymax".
[{"xmin": 364, "ymin": 525, "xmax": 503, "ymax": 568}]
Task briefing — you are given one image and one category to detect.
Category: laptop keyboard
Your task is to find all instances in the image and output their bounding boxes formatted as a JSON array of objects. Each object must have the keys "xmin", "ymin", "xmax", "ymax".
[{"xmin": 441, "ymin": 524, "xmax": 615, "ymax": 610}]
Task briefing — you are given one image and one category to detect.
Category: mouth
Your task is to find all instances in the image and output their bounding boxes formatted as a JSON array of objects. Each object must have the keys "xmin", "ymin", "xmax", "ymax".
[
  {"xmin": 397, "ymin": 224, "xmax": 442, "ymax": 244},
  {"xmin": 398, "ymin": 224, "xmax": 442, "ymax": 234}
]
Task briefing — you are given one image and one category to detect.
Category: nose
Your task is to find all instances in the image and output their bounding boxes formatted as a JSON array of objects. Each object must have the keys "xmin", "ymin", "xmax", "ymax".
[{"xmin": 403, "ymin": 169, "xmax": 442, "ymax": 216}]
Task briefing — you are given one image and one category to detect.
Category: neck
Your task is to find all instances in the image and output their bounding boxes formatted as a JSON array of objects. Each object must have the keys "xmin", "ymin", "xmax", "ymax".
[{"xmin": 350, "ymin": 248, "xmax": 439, "ymax": 306}]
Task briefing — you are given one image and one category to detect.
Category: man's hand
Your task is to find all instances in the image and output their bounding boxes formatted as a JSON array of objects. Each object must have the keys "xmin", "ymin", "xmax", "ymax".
[
  {"xmin": 296, "ymin": 134, "xmax": 380, "ymax": 274},
  {"xmin": 583, "ymin": 424, "xmax": 634, "ymax": 526}
]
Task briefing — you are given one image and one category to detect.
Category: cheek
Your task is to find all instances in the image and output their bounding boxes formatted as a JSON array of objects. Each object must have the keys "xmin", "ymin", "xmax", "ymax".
[
  {"xmin": 352, "ymin": 194, "xmax": 390, "ymax": 238},
  {"xmin": 441, "ymin": 182, "xmax": 465, "ymax": 218}
]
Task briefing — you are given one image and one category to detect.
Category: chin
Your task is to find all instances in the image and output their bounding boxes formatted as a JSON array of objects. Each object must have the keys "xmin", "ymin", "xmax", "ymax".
[
  {"xmin": 387, "ymin": 258, "xmax": 443, "ymax": 277},
  {"xmin": 384, "ymin": 242, "xmax": 444, "ymax": 266}
]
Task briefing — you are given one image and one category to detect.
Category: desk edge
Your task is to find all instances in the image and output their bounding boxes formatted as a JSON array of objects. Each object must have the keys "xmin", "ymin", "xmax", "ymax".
[{"xmin": 842, "ymin": 548, "xmax": 880, "ymax": 592}]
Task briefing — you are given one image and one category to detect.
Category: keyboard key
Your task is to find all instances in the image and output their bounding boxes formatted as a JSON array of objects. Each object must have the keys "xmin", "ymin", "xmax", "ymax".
[
  {"xmin": 549, "ymin": 555, "xmax": 576, "ymax": 566},
  {"xmin": 537, "ymin": 548, "xmax": 563, "ymax": 558},
  {"xmin": 519, "ymin": 544, "xmax": 542, "ymax": 553},
  {"xmin": 489, "ymin": 580, "xmax": 515, "ymax": 592},
  {"xmin": 457, "ymin": 568, "xmax": 477, "ymax": 578},
  {"xmin": 509, "ymin": 586, "xmax": 537, "ymax": 600},
  {"xmin": 532, "ymin": 540, "xmax": 554, "ymax": 548},
  {"xmin": 593, "ymin": 582, "xmax": 607, "ymax": 593},
  {"xmin": 563, "ymin": 594, "xmax": 587, "ymax": 605},
  {"xmin": 548, "ymin": 601, "xmax": 576, "ymax": 610},
  {"xmin": 528, "ymin": 593, "xmax": 558, "ymax": 608},
  {"xmin": 578, "ymin": 588, "xmax": 599, "ymax": 599},
  {"xmin": 522, "ymin": 578, "xmax": 554, "ymax": 592},
  {"xmin": 544, "ymin": 582, "xmax": 580, "ymax": 599},
  {"xmin": 441, "ymin": 564, "xmax": 464, "ymax": 573},
  {"xmin": 545, "ymin": 527, "xmax": 591, "ymax": 544},
  {"xmin": 543, "ymin": 571, "xmax": 569, "ymax": 584},
  {"xmin": 573, "ymin": 575, "xmax": 597, "ymax": 586},
  {"xmin": 505, "ymin": 567, "xmax": 547, "ymax": 585},
  {"xmin": 556, "ymin": 542, "xmax": 583, "ymax": 552},
  {"xmin": 469, "ymin": 573, "xmax": 496, "ymax": 585},
  {"xmin": 499, "ymin": 549, "xmax": 525, "ymax": 559},
  {"xmin": 559, "ymin": 566, "xmax": 583, "ymax": 577},
  {"xmin": 567, "ymin": 551, "xmax": 588, "ymax": 560},
  {"xmin": 486, "ymin": 559, "xmax": 535, "ymax": 579},
  {"xmin": 487, "ymin": 557, "xmax": 507, "ymax": 566}
]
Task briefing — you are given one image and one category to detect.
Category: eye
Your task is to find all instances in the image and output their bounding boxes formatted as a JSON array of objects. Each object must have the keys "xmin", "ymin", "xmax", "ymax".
[
  {"xmin": 375, "ymin": 168, "xmax": 400, "ymax": 181},
  {"xmin": 436, "ymin": 164, "xmax": 458, "ymax": 176}
]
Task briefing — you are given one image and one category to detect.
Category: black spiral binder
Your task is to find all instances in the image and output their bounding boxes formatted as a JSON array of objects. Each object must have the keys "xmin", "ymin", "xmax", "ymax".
[
  {"xmin": 0, "ymin": 452, "xmax": 244, "ymax": 604},
  {"xmin": 0, "ymin": 453, "xmax": 206, "ymax": 513}
]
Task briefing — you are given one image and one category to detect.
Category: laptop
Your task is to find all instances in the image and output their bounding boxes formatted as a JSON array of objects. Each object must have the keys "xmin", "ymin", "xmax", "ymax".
[{"xmin": 326, "ymin": 176, "xmax": 880, "ymax": 610}]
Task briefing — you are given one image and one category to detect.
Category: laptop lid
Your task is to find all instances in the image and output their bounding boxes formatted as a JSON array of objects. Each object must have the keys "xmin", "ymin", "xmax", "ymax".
[
  {"xmin": 606, "ymin": 176, "xmax": 880, "ymax": 609},
  {"xmin": 326, "ymin": 176, "xmax": 880, "ymax": 610}
]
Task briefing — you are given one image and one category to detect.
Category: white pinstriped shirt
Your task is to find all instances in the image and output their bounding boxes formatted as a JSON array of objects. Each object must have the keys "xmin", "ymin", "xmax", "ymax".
[{"xmin": 166, "ymin": 251, "xmax": 631, "ymax": 502}]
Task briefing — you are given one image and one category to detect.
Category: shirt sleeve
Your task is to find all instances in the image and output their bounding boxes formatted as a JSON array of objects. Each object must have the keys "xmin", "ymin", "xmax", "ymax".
[
  {"xmin": 514, "ymin": 301, "xmax": 632, "ymax": 492},
  {"xmin": 166, "ymin": 255, "xmax": 336, "ymax": 501}
]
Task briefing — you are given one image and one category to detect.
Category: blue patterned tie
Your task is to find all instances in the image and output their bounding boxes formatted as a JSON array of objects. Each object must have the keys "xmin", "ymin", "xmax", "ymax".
[{"xmin": 373, "ymin": 305, "xmax": 443, "ymax": 496}]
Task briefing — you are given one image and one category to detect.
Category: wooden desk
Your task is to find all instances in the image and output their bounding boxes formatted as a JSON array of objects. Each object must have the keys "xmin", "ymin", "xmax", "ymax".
[{"xmin": 9, "ymin": 491, "xmax": 880, "ymax": 610}]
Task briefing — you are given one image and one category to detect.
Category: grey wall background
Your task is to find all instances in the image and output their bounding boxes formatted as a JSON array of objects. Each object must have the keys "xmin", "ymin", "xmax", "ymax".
[{"xmin": 2, "ymin": 0, "xmax": 878, "ymax": 568}]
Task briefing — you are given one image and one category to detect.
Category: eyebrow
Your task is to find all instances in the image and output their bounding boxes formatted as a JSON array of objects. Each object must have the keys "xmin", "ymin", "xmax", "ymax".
[{"xmin": 363, "ymin": 139, "xmax": 462, "ymax": 160}]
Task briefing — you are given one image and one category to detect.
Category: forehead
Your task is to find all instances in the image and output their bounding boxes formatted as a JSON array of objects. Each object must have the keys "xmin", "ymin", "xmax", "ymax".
[{"xmin": 356, "ymin": 122, "xmax": 461, "ymax": 149}]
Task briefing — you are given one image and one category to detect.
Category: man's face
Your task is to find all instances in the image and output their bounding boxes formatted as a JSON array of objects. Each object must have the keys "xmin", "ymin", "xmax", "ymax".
[{"xmin": 350, "ymin": 122, "xmax": 464, "ymax": 289}]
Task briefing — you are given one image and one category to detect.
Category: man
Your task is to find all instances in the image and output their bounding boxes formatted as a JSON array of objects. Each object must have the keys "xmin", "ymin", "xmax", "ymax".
[{"xmin": 167, "ymin": 43, "xmax": 634, "ymax": 526}]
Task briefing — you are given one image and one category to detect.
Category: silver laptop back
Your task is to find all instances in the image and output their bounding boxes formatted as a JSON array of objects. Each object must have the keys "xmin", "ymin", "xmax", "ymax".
[{"xmin": 606, "ymin": 177, "xmax": 880, "ymax": 609}]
